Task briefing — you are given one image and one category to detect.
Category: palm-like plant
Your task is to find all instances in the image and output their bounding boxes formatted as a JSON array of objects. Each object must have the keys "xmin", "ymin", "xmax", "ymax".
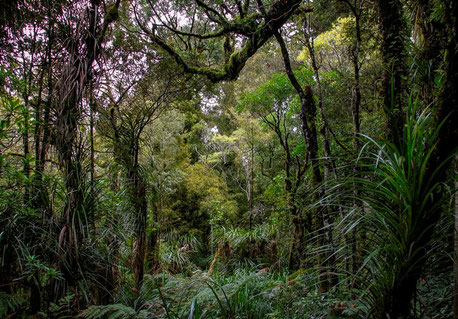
[{"xmin": 353, "ymin": 101, "xmax": 456, "ymax": 318}]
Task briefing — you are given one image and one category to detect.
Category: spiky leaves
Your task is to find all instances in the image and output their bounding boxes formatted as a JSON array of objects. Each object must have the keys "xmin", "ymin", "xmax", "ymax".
[{"xmin": 355, "ymin": 100, "xmax": 456, "ymax": 318}]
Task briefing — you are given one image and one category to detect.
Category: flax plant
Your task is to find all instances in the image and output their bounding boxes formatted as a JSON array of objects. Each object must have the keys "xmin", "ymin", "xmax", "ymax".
[{"xmin": 351, "ymin": 99, "xmax": 456, "ymax": 318}]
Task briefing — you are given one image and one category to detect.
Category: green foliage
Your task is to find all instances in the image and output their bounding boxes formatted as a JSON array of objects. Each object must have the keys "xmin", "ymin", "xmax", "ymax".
[
  {"xmin": 170, "ymin": 162, "xmax": 237, "ymax": 236},
  {"xmin": 237, "ymin": 69, "xmax": 313, "ymax": 115},
  {"xmin": 415, "ymin": 271, "xmax": 453, "ymax": 318},
  {"xmin": 38, "ymin": 294, "xmax": 76, "ymax": 319},
  {"xmin": 145, "ymin": 268, "xmax": 348, "ymax": 319},
  {"xmin": 348, "ymin": 99, "xmax": 456, "ymax": 316},
  {"xmin": 159, "ymin": 231, "xmax": 203, "ymax": 273},
  {"xmin": 0, "ymin": 1, "xmax": 456, "ymax": 317},
  {"xmin": 298, "ymin": 17, "xmax": 354, "ymax": 64},
  {"xmin": 79, "ymin": 303, "xmax": 147, "ymax": 319},
  {"xmin": 0, "ymin": 291, "xmax": 27, "ymax": 318}
]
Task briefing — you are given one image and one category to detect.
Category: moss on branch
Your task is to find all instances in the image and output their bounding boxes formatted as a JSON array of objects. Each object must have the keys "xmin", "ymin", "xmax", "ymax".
[{"xmin": 146, "ymin": 0, "xmax": 311, "ymax": 82}]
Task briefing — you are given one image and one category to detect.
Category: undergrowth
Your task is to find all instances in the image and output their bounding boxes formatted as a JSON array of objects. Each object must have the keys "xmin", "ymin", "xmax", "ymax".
[{"xmin": 78, "ymin": 268, "xmax": 356, "ymax": 319}]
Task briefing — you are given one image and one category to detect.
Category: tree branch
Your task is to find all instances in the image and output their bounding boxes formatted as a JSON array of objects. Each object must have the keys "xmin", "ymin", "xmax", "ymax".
[{"xmin": 138, "ymin": 0, "xmax": 311, "ymax": 82}]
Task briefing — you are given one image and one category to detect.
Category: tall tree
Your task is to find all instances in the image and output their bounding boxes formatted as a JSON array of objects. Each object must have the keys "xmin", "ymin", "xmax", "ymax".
[
  {"xmin": 99, "ymin": 61, "xmax": 194, "ymax": 288},
  {"xmin": 375, "ymin": 0, "xmax": 407, "ymax": 149},
  {"xmin": 52, "ymin": 0, "xmax": 120, "ymax": 296},
  {"xmin": 275, "ymin": 29, "xmax": 337, "ymax": 291}
]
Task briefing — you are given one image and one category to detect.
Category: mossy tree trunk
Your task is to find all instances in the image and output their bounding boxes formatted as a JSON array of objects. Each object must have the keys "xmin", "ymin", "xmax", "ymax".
[
  {"xmin": 373, "ymin": 1, "xmax": 457, "ymax": 317},
  {"xmin": 375, "ymin": 0, "xmax": 407, "ymax": 150}
]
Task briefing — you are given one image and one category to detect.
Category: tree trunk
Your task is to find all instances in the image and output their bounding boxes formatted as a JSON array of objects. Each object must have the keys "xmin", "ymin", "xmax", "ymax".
[
  {"xmin": 274, "ymin": 30, "xmax": 335, "ymax": 291},
  {"xmin": 375, "ymin": 0, "xmax": 407, "ymax": 149},
  {"xmin": 147, "ymin": 201, "xmax": 160, "ymax": 273},
  {"xmin": 342, "ymin": 0, "xmax": 364, "ymax": 276},
  {"xmin": 53, "ymin": 0, "xmax": 120, "ymax": 299},
  {"xmin": 454, "ymin": 178, "xmax": 458, "ymax": 319},
  {"xmin": 32, "ymin": 24, "xmax": 53, "ymax": 214},
  {"xmin": 303, "ymin": 17, "xmax": 339, "ymax": 287},
  {"xmin": 128, "ymin": 163, "xmax": 148, "ymax": 290},
  {"xmin": 249, "ymin": 141, "xmax": 254, "ymax": 231},
  {"xmin": 22, "ymin": 85, "xmax": 31, "ymax": 205},
  {"xmin": 88, "ymin": 81, "xmax": 96, "ymax": 234}
]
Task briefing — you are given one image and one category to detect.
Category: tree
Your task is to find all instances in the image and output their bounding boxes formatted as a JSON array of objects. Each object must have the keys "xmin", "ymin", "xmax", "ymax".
[
  {"xmin": 51, "ymin": 0, "xmax": 121, "ymax": 300},
  {"xmin": 374, "ymin": 0, "xmax": 407, "ymax": 149},
  {"xmin": 98, "ymin": 60, "xmax": 192, "ymax": 288},
  {"xmin": 135, "ymin": 0, "xmax": 312, "ymax": 82},
  {"xmin": 239, "ymin": 72, "xmax": 310, "ymax": 269}
]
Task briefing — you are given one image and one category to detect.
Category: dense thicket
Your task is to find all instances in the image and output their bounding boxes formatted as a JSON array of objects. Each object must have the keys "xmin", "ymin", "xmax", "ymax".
[{"xmin": 0, "ymin": 0, "xmax": 456, "ymax": 318}]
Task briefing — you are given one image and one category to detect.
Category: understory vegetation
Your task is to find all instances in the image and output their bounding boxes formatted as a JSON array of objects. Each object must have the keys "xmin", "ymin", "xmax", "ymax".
[{"xmin": 0, "ymin": 0, "xmax": 457, "ymax": 318}]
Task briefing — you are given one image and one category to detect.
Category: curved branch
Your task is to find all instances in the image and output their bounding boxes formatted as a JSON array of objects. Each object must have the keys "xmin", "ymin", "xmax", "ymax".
[
  {"xmin": 138, "ymin": 0, "xmax": 312, "ymax": 82},
  {"xmin": 196, "ymin": 0, "xmax": 228, "ymax": 24}
]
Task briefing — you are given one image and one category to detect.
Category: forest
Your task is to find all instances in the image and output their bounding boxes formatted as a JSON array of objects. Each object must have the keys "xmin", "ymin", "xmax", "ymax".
[{"xmin": 0, "ymin": 0, "xmax": 457, "ymax": 318}]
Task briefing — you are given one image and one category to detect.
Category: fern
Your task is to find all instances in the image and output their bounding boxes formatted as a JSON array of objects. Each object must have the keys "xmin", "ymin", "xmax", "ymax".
[
  {"xmin": 79, "ymin": 303, "xmax": 146, "ymax": 319},
  {"xmin": 37, "ymin": 294, "xmax": 76, "ymax": 319},
  {"xmin": 0, "ymin": 291, "xmax": 27, "ymax": 317}
]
